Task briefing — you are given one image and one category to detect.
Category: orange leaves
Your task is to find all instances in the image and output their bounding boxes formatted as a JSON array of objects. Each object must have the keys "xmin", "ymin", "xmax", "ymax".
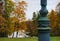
[
  {"xmin": 14, "ymin": 9, "xmax": 25, "ymax": 15},
  {"xmin": 48, "ymin": 10, "xmax": 60, "ymax": 36},
  {"xmin": 0, "ymin": 16, "xmax": 6, "ymax": 23},
  {"xmin": 48, "ymin": 10, "xmax": 57, "ymax": 20},
  {"xmin": 13, "ymin": 1, "xmax": 27, "ymax": 22},
  {"xmin": 19, "ymin": 22, "xmax": 27, "ymax": 31},
  {"xmin": 0, "ymin": 11, "xmax": 6, "ymax": 27},
  {"xmin": 12, "ymin": 16, "xmax": 19, "ymax": 22},
  {"xmin": 0, "ymin": 3, "xmax": 6, "ymax": 33},
  {"xmin": 48, "ymin": 10, "xmax": 58, "ymax": 28},
  {"xmin": 18, "ymin": 1, "xmax": 27, "ymax": 6},
  {"xmin": 11, "ymin": 1, "xmax": 27, "ymax": 31},
  {"xmin": 48, "ymin": 10, "xmax": 58, "ymax": 36},
  {"xmin": 14, "ymin": 1, "xmax": 27, "ymax": 15},
  {"xmin": 25, "ymin": 19, "xmax": 38, "ymax": 36}
]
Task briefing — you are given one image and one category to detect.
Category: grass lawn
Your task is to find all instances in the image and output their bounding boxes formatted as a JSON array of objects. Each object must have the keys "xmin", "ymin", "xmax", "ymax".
[
  {"xmin": 0, "ymin": 37, "xmax": 60, "ymax": 41},
  {"xmin": 51, "ymin": 37, "xmax": 60, "ymax": 41}
]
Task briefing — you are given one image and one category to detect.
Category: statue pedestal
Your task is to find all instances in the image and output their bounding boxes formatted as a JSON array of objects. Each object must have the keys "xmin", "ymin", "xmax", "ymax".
[{"xmin": 37, "ymin": 17, "xmax": 50, "ymax": 41}]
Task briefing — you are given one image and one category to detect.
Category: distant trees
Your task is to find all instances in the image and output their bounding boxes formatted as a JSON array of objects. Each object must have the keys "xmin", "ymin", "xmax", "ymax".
[
  {"xmin": 32, "ymin": 12, "xmax": 38, "ymax": 36},
  {"xmin": 26, "ymin": 19, "xmax": 33, "ymax": 36},
  {"xmin": 26, "ymin": 12, "xmax": 38, "ymax": 36}
]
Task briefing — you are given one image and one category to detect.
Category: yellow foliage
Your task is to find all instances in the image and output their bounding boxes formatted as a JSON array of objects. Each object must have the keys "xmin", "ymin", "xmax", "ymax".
[
  {"xmin": 12, "ymin": 16, "xmax": 19, "ymax": 22},
  {"xmin": 11, "ymin": 1, "xmax": 27, "ymax": 32},
  {"xmin": 48, "ymin": 10, "xmax": 58, "ymax": 28}
]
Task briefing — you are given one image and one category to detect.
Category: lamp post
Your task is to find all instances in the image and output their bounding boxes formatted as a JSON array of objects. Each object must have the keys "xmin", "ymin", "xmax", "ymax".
[{"xmin": 37, "ymin": 0, "xmax": 50, "ymax": 41}]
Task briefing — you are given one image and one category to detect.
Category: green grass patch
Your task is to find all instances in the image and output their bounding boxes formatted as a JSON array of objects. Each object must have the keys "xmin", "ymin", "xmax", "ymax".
[
  {"xmin": 0, "ymin": 37, "xmax": 60, "ymax": 41},
  {"xmin": 0, "ymin": 37, "xmax": 38, "ymax": 41},
  {"xmin": 50, "ymin": 37, "xmax": 60, "ymax": 41}
]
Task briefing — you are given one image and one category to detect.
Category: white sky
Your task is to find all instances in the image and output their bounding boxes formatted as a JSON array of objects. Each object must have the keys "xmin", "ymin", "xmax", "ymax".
[{"xmin": 12, "ymin": 0, "xmax": 60, "ymax": 20}]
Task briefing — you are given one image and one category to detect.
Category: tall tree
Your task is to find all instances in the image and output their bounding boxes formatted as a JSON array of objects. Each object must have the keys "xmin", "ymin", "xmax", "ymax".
[
  {"xmin": 48, "ymin": 10, "xmax": 59, "ymax": 36},
  {"xmin": 4, "ymin": 0, "xmax": 14, "ymax": 35},
  {"xmin": 12, "ymin": 1, "xmax": 27, "ymax": 37},
  {"xmin": 55, "ymin": 3, "xmax": 60, "ymax": 36},
  {"xmin": 0, "ymin": 0, "xmax": 7, "ymax": 37},
  {"xmin": 13, "ymin": 1, "xmax": 27, "ymax": 30}
]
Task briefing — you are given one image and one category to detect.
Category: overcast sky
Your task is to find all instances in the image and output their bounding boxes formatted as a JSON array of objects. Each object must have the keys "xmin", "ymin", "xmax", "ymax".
[{"xmin": 12, "ymin": 0, "xmax": 60, "ymax": 20}]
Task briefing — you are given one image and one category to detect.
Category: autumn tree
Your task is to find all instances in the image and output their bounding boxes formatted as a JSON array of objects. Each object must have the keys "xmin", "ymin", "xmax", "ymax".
[
  {"xmin": 48, "ymin": 10, "xmax": 59, "ymax": 36},
  {"xmin": 55, "ymin": 3, "xmax": 60, "ymax": 36},
  {"xmin": 13, "ymin": 1, "xmax": 27, "ymax": 30},
  {"xmin": 11, "ymin": 1, "xmax": 27, "ymax": 37},
  {"xmin": 0, "ymin": 0, "xmax": 7, "ymax": 37},
  {"xmin": 48, "ymin": 10, "xmax": 57, "ymax": 28},
  {"xmin": 3, "ymin": 0, "xmax": 14, "ymax": 36}
]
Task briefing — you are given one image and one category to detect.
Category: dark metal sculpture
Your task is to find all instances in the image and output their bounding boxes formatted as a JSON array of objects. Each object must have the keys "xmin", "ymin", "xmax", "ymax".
[{"xmin": 37, "ymin": 0, "xmax": 50, "ymax": 41}]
